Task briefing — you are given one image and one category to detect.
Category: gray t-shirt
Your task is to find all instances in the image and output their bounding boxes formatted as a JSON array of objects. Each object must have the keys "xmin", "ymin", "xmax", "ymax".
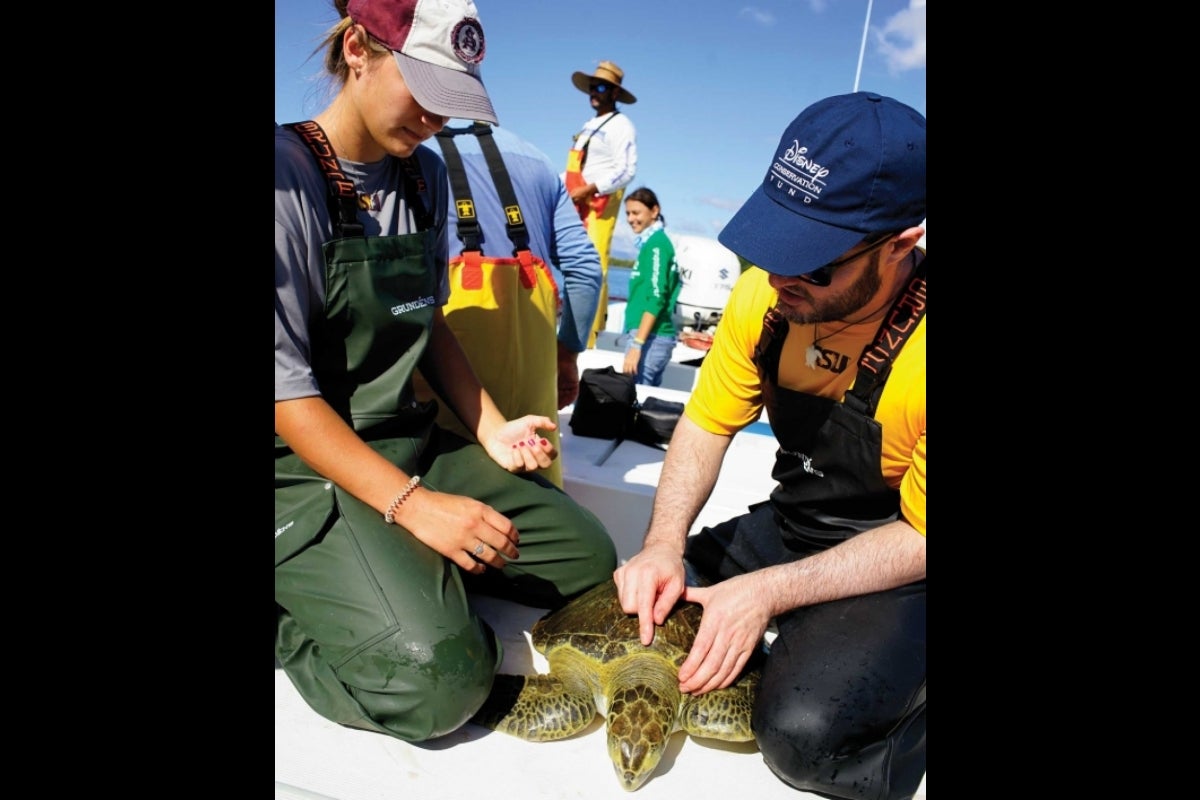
[{"xmin": 275, "ymin": 126, "xmax": 450, "ymax": 402}]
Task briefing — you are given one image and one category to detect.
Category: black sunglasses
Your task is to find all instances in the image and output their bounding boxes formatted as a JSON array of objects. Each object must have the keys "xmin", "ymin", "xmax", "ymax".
[
  {"xmin": 797, "ymin": 235, "xmax": 894, "ymax": 287},
  {"xmin": 589, "ymin": 83, "xmax": 613, "ymax": 94}
]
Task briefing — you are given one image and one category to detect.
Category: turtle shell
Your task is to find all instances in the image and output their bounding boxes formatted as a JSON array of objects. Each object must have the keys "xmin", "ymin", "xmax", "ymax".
[{"xmin": 531, "ymin": 579, "xmax": 703, "ymax": 666}]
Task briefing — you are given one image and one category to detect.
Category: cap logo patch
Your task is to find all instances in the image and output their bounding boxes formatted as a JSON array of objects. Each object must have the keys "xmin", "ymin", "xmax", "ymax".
[
  {"xmin": 769, "ymin": 140, "xmax": 830, "ymax": 205},
  {"xmin": 451, "ymin": 19, "xmax": 486, "ymax": 65}
]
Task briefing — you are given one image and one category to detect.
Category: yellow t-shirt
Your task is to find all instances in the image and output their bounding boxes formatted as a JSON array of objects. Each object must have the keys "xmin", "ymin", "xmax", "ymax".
[{"xmin": 687, "ymin": 266, "xmax": 926, "ymax": 535}]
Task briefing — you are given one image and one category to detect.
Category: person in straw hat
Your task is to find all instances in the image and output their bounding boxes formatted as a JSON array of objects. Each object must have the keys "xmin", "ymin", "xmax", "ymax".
[{"xmin": 565, "ymin": 60, "xmax": 639, "ymax": 347}]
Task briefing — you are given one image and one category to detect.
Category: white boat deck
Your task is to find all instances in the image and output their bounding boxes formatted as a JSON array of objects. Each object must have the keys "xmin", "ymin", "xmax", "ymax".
[{"xmin": 275, "ymin": 344, "xmax": 926, "ymax": 799}]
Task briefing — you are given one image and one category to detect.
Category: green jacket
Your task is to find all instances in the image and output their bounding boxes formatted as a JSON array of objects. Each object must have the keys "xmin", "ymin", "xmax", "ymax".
[{"xmin": 623, "ymin": 226, "xmax": 681, "ymax": 336}]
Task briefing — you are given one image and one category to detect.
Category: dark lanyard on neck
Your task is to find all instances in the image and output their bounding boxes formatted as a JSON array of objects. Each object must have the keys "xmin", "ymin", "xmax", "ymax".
[
  {"xmin": 752, "ymin": 256, "xmax": 926, "ymax": 418},
  {"xmin": 574, "ymin": 111, "xmax": 619, "ymax": 158}
]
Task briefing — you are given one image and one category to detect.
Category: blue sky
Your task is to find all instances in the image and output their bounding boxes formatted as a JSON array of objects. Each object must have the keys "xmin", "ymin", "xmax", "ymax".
[{"xmin": 275, "ymin": 0, "xmax": 926, "ymax": 259}]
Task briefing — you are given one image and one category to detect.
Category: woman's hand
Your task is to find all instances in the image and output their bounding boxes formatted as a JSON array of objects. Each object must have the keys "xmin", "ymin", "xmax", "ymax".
[
  {"xmin": 623, "ymin": 347, "xmax": 641, "ymax": 376},
  {"xmin": 481, "ymin": 415, "xmax": 558, "ymax": 473},
  {"xmin": 395, "ymin": 487, "xmax": 520, "ymax": 574}
]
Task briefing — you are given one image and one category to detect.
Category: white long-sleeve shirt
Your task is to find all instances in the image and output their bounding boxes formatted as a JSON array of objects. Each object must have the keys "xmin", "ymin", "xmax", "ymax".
[{"xmin": 573, "ymin": 111, "xmax": 638, "ymax": 197}]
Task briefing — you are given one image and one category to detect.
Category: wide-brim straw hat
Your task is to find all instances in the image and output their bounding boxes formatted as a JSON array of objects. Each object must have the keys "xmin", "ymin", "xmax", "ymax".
[{"xmin": 571, "ymin": 60, "xmax": 637, "ymax": 104}]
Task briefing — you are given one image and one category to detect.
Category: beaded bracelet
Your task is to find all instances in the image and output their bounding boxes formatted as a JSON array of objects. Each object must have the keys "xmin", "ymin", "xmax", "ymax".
[{"xmin": 383, "ymin": 475, "xmax": 422, "ymax": 524}]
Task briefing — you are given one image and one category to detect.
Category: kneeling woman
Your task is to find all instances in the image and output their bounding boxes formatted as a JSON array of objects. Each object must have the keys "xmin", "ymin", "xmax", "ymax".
[{"xmin": 275, "ymin": 0, "xmax": 616, "ymax": 744}]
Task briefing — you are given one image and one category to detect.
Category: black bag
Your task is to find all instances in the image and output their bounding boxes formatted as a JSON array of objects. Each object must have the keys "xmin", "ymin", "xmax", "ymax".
[
  {"xmin": 570, "ymin": 367, "xmax": 638, "ymax": 440},
  {"xmin": 631, "ymin": 396, "xmax": 685, "ymax": 448}
]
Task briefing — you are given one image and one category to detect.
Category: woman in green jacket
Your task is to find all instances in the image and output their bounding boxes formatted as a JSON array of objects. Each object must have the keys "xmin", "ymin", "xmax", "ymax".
[{"xmin": 621, "ymin": 187, "xmax": 681, "ymax": 386}]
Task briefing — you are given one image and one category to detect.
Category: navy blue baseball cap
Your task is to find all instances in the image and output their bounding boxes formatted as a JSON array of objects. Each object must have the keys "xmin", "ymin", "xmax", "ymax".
[{"xmin": 719, "ymin": 92, "xmax": 925, "ymax": 277}]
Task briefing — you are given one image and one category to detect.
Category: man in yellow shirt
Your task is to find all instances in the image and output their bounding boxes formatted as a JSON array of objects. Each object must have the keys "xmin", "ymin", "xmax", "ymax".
[{"xmin": 613, "ymin": 92, "xmax": 926, "ymax": 800}]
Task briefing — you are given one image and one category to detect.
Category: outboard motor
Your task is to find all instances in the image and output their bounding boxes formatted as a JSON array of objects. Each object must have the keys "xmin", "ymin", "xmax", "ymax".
[{"xmin": 671, "ymin": 234, "xmax": 739, "ymax": 334}]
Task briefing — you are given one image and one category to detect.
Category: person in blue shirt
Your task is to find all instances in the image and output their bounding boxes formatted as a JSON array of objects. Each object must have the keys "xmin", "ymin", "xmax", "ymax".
[{"xmin": 424, "ymin": 121, "xmax": 602, "ymax": 486}]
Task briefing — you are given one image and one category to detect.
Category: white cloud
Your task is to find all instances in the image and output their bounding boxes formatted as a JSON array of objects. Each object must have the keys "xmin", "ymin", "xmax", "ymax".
[
  {"xmin": 738, "ymin": 7, "xmax": 775, "ymax": 25},
  {"xmin": 874, "ymin": 0, "xmax": 926, "ymax": 73}
]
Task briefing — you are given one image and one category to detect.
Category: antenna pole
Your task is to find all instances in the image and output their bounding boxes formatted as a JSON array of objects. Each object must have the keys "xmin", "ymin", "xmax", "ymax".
[{"xmin": 853, "ymin": 0, "xmax": 874, "ymax": 92}]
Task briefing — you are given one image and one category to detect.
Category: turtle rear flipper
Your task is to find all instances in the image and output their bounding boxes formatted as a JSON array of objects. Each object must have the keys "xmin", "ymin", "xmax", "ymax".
[{"xmin": 471, "ymin": 673, "xmax": 596, "ymax": 741}]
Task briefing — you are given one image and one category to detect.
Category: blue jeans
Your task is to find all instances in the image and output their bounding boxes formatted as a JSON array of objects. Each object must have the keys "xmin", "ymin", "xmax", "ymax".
[{"xmin": 622, "ymin": 330, "xmax": 676, "ymax": 387}]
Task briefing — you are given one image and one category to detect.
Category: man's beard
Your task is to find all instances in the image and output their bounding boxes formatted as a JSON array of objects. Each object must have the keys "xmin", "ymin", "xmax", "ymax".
[{"xmin": 775, "ymin": 253, "xmax": 884, "ymax": 326}]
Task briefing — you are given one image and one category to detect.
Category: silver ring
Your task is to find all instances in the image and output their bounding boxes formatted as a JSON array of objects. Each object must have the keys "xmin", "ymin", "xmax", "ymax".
[{"xmin": 473, "ymin": 543, "xmax": 485, "ymax": 557}]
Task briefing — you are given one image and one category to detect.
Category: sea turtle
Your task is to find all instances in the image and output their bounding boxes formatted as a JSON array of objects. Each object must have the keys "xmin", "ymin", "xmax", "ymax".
[{"xmin": 470, "ymin": 578, "xmax": 761, "ymax": 791}]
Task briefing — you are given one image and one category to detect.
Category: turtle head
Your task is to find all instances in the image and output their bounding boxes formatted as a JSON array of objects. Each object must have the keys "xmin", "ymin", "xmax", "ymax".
[{"xmin": 605, "ymin": 683, "xmax": 680, "ymax": 791}]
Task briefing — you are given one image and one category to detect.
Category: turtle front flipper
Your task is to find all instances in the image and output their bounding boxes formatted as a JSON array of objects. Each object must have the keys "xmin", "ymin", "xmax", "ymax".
[
  {"xmin": 679, "ymin": 670, "xmax": 759, "ymax": 742},
  {"xmin": 471, "ymin": 673, "xmax": 597, "ymax": 741}
]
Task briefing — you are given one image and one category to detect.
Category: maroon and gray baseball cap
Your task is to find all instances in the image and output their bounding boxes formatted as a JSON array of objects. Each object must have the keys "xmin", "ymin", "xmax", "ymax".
[{"xmin": 347, "ymin": 0, "xmax": 498, "ymax": 124}]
